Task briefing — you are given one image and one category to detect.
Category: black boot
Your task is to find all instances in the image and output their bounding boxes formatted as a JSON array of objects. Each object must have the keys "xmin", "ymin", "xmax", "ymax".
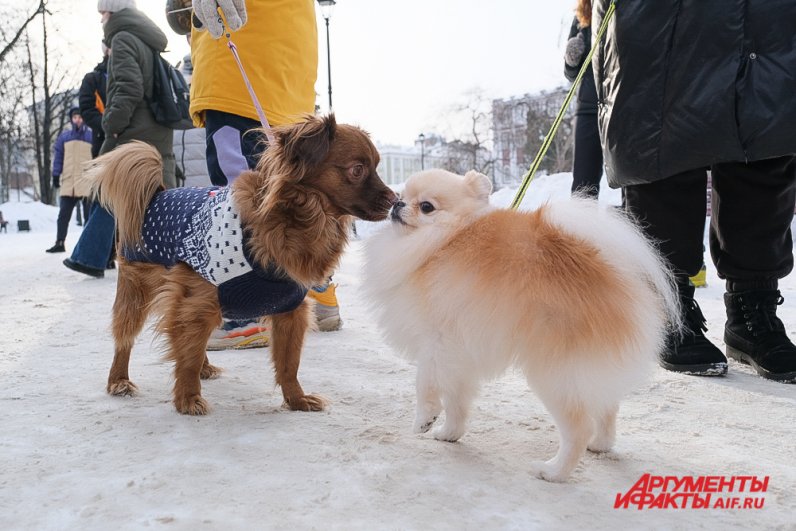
[
  {"xmin": 46, "ymin": 240, "xmax": 66, "ymax": 253},
  {"xmin": 660, "ymin": 297, "xmax": 728, "ymax": 376},
  {"xmin": 724, "ymin": 289, "xmax": 796, "ymax": 383}
]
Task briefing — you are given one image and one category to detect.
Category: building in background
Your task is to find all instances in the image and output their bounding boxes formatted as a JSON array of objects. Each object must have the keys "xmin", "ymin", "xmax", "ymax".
[
  {"xmin": 492, "ymin": 87, "xmax": 574, "ymax": 188},
  {"xmin": 376, "ymin": 135, "xmax": 446, "ymax": 186},
  {"xmin": 376, "ymin": 144, "xmax": 422, "ymax": 186},
  {"xmin": 375, "ymin": 87, "xmax": 576, "ymax": 189}
]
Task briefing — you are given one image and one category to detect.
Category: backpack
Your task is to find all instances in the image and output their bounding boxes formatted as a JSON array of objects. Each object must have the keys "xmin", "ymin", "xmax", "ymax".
[{"xmin": 148, "ymin": 51, "xmax": 193, "ymax": 130}]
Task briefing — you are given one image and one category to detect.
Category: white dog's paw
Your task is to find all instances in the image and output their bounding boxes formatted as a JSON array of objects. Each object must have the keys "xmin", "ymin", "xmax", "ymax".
[
  {"xmin": 431, "ymin": 423, "xmax": 464, "ymax": 442},
  {"xmin": 587, "ymin": 438, "xmax": 615, "ymax": 453},
  {"xmin": 529, "ymin": 460, "xmax": 570, "ymax": 483},
  {"xmin": 588, "ymin": 425, "xmax": 616, "ymax": 453},
  {"xmin": 413, "ymin": 415, "xmax": 438, "ymax": 434}
]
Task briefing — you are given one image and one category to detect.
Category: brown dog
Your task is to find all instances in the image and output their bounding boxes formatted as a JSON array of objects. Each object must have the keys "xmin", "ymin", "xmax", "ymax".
[{"xmin": 92, "ymin": 114, "xmax": 396, "ymax": 415}]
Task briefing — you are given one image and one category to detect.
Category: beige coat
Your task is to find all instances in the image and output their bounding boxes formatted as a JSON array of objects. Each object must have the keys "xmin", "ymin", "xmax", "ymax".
[{"xmin": 59, "ymin": 139, "xmax": 93, "ymax": 198}]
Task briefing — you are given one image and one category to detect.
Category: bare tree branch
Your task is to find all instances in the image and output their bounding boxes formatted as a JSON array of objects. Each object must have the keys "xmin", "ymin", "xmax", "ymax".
[{"xmin": 0, "ymin": 0, "xmax": 45, "ymax": 64}]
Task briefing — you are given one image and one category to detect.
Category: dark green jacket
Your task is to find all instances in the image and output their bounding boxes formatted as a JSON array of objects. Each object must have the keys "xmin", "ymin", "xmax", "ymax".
[{"xmin": 101, "ymin": 8, "xmax": 173, "ymax": 162}]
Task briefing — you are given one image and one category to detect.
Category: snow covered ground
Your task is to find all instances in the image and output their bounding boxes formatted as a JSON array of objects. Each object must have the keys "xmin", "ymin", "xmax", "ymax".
[{"xmin": 1, "ymin": 175, "xmax": 794, "ymax": 530}]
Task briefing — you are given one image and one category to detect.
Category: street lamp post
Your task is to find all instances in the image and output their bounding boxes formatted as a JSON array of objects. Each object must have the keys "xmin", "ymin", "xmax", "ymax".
[
  {"xmin": 317, "ymin": 0, "xmax": 336, "ymax": 112},
  {"xmin": 417, "ymin": 133, "xmax": 426, "ymax": 170}
]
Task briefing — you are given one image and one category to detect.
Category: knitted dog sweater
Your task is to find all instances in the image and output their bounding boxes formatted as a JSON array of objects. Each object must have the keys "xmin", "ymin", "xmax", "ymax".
[{"xmin": 122, "ymin": 186, "xmax": 307, "ymax": 320}]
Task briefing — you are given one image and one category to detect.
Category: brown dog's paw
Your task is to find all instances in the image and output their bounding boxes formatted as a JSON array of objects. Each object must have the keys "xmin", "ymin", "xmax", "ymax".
[
  {"xmin": 200, "ymin": 363, "xmax": 223, "ymax": 380},
  {"xmin": 107, "ymin": 380, "xmax": 139, "ymax": 397},
  {"xmin": 284, "ymin": 393, "xmax": 328, "ymax": 412},
  {"xmin": 174, "ymin": 395, "xmax": 210, "ymax": 415}
]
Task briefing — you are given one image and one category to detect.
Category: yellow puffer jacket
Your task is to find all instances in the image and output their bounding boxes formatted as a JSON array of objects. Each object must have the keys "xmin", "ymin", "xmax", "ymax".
[{"xmin": 190, "ymin": 0, "xmax": 318, "ymax": 127}]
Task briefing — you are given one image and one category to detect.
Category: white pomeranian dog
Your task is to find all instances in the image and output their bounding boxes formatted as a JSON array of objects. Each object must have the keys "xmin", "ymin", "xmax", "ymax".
[{"xmin": 363, "ymin": 169, "xmax": 681, "ymax": 482}]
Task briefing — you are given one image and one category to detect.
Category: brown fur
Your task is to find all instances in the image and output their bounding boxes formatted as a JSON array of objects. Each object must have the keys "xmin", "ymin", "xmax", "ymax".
[
  {"xmin": 418, "ymin": 207, "xmax": 636, "ymax": 357},
  {"xmin": 97, "ymin": 115, "xmax": 396, "ymax": 414}
]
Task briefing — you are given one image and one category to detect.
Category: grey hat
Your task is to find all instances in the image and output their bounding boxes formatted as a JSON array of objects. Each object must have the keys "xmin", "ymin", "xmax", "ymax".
[{"xmin": 97, "ymin": 0, "xmax": 137, "ymax": 13}]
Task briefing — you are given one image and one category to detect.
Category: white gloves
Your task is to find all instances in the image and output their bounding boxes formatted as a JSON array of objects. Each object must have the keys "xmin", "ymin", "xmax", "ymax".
[{"xmin": 193, "ymin": 0, "xmax": 247, "ymax": 39}]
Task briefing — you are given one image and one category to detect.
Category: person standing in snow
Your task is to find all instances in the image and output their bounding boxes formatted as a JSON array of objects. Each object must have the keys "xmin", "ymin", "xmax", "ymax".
[
  {"xmin": 77, "ymin": 45, "xmax": 111, "ymax": 254},
  {"xmin": 78, "ymin": 44, "xmax": 109, "ymax": 159},
  {"xmin": 46, "ymin": 108, "xmax": 93, "ymax": 254},
  {"xmin": 564, "ymin": 0, "xmax": 602, "ymax": 200},
  {"xmin": 592, "ymin": 0, "xmax": 796, "ymax": 381},
  {"xmin": 63, "ymin": 0, "xmax": 176, "ymax": 279},
  {"xmin": 183, "ymin": 0, "xmax": 343, "ymax": 349}
]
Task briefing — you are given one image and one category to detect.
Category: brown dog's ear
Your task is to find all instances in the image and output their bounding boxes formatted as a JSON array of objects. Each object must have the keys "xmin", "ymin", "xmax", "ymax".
[{"xmin": 278, "ymin": 114, "xmax": 337, "ymax": 171}]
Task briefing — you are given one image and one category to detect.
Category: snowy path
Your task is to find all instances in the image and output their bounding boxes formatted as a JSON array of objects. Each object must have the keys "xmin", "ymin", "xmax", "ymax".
[{"xmin": 1, "ymin": 184, "xmax": 794, "ymax": 530}]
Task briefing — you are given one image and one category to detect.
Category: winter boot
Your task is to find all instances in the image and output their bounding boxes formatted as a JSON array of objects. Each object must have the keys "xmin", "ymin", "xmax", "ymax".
[
  {"xmin": 724, "ymin": 289, "xmax": 796, "ymax": 383},
  {"xmin": 46, "ymin": 240, "xmax": 66, "ymax": 253},
  {"xmin": 660, "ymin": 297, "xmax": 728, "ymax": 376}
]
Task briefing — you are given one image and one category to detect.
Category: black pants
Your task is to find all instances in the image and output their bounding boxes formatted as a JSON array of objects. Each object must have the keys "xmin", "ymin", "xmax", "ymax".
[
  {"xmin": 625, "ymin": 156, "xmax": 796, "ymax": 292},
  {"xmin": 56, "ymin": 195, "xmax": 88, "ymax": 242},
  {"xmin": 571, "ymin": 112, "xmax": 603, "ymax": 199}
]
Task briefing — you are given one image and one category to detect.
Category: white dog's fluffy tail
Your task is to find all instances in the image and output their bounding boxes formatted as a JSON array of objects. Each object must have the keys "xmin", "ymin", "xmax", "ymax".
[{"xmin": 544, "ymin": 198, "xmax": 682, "ymax": 334}]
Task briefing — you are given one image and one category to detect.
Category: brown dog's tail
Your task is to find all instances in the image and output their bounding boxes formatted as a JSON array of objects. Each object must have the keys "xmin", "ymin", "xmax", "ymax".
[{"xmin": 88, "ymin": 141, "xmax": 164, "ymax": 251}]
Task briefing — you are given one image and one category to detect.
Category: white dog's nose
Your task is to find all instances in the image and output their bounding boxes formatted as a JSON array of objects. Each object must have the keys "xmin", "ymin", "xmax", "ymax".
[{"xmin": 390, "ymin": 201, "xmax": 405, "ymax": 221}]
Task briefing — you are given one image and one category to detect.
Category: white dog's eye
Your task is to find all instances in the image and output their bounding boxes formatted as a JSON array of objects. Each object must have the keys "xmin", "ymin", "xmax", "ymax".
[{"xmin": 419, "ymin": 201, "xmax": 435, "ymax": 214}]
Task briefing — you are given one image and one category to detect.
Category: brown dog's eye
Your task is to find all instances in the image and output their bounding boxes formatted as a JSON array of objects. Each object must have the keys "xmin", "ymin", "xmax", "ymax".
[
  {"xmin": 420, "ymin": 201, "xmax": 435, "ymax": 214},
  {"xmin": 349, "ymin": 164, "xmax": 366, "ymax": 179}
]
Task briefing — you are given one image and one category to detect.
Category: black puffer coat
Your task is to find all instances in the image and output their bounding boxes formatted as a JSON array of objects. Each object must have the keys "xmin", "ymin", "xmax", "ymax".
[
  {"xmin": 78, "ymin": 57, "xmax": 107, "ymax": 158},
  {"xmin": 593, "ymin": 0, "xmax": 796, "ymax": 186}
]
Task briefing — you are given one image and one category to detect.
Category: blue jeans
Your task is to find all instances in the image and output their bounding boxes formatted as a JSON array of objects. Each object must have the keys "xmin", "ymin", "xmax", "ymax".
[{"xmin": 69, "ymin": 202, "xmax": 115, "ymax": 270}]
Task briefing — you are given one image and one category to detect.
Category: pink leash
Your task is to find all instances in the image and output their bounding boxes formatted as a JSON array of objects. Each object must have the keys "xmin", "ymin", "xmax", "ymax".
[{"xmin": 224, "ymin": 32, "xmax": 276, "ymax": 144}]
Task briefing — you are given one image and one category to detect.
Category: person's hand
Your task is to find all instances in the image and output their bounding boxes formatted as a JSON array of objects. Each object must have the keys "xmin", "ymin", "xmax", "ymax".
[
  {"xmin": 52, "ymin": 175, "xmax": 60, "ymax": 188},
  {"xmin": 565, "ymin": 33, "xmax": 586, "ymax": 67},
  {"xmin": 193, "ymin": 0, "xmax": 247, "ymax": 39}
]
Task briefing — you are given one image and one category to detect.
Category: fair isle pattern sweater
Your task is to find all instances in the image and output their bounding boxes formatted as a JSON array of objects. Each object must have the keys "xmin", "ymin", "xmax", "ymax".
[{"xmin": 122, "ymin": 186, "xmax": 307, "ymax": 319}]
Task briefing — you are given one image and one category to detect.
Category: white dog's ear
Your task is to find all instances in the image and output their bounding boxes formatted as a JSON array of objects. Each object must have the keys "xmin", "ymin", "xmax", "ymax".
[{"xmin": 464, "ymin": 170, "xmax": 492, "ymax": 202}]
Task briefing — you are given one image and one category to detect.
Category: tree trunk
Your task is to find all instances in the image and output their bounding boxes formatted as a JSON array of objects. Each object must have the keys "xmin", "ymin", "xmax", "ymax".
[
  {"xmin": 25, "ymin": 37, "xmax": 43, "ymax": 201},
  {"xmin": 40, "ymin": 9, "xmax": 53, "ymax": 206}
]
